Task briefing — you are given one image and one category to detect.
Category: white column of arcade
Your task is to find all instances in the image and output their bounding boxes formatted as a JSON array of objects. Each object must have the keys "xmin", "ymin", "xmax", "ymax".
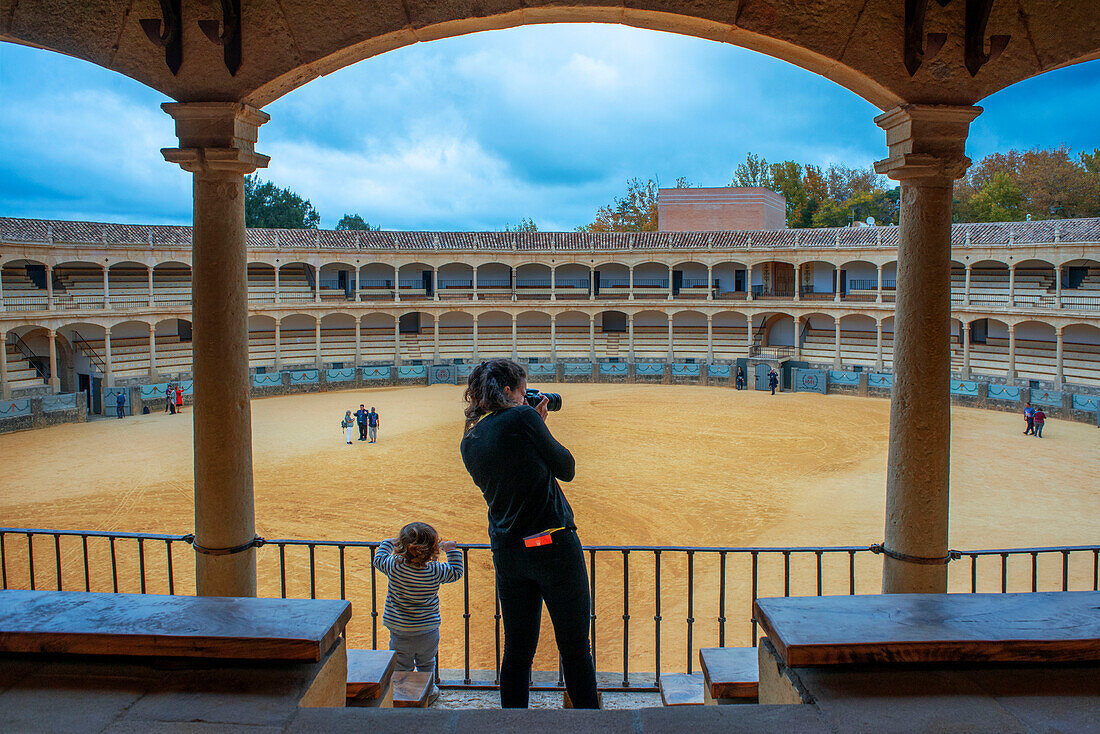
[
  {"xmin": 472, "ymin": 267, "xmax": 479, "ymax": 302},
  {"xmin": 833, "ymin": 266, "xmax": 841, "ymax": 302},
  {"xmin": 472, "ymin": 316, "xmax": 479, "ymax": 360},
  {"xmin": 103, "ymin": 266, "xmax": 111, "ymax": 309},
  {"xmin": 667, "ymin": 264, "xmax": 674, "ymax": 301},
  {"xmin": 874, "ymin": 103, "xmax": 980, "ymax": 594},
  {"xmin": 964, "ymin": 263, "xmax": 971, "ymax": 305},
  {"xmin": 353, "ymin": 266, "xmax": 360, "ymax": 302},
  {"xmin": 666, "ymin": 316, "xmax": 674, "ymax": 360},
  {"xmin": 394, "ymin": 264, "xmax": 401, "ymax": 303},
  {"xmin": 274, "ymin": 320, "xmax": 282, "ymax": 370},
  {"xmin": 706, "ymin": 265, "xmax": 714, "ymax": 301},
  {"xmin": 745, "ymin": 265, "xmax": 754, "ymax": 301},
  {"xmin": 47, "ymin": 330, "xmax": 59, "ymax": 393},
  {"xmin": 549, "ymin": 314, "xmax": 556, "ymax": 361},
  {"xmin": 46, "ymin": 265, "xmax": 54, "ymax": 310},
  {"xmin": 746, "ymin": 314, "xmax": 754, "ymax": 356},
  {"xmin": 876, "ymin": 264, "xmax": 884, "ymax": 303},
  {"xmin": 833, "ymin": 319, "xmax": 842, "ymax": 368},
  {"xmin": 104, "ymin": 330, "xmax": 114, "ymax": 386},
  {"xmin": 148, "ymin": 323, "xmax": 158, "ymax": 378},
  {"xmin": 314, "ymin": 319, "xmax": 322, "ymax": 367},
  {"xmin": 627, "ymin": 314, "xmax": 634, "ymax": 362},
  {"xmin": 512, "ymin": 315, "xmax": 518, "ymax": 360},
  {"xmin": 0, "ymin": 329, "xmax": 9, "ymax": 399},
  {"xmin": 161, "ymin": 101, "xmax": 270, "ymax": 597},
  {"xmin": 1055, "ymin": 326, "xmax": 1064, "ymax": 386},
  {"xmin": 1055, "ymin": 265, "xmax": 1062, "ymax": 309},
  {"xmin": 313, "ymin": 264, "xmax": 321, "ymax": 303},
  {"xmin": 794, "ymin": 265, "xmax": 801, "ymax": 302},
  {"xmin": 148, "ymin": 267, "xmax": 155, "ymax": 306},
  {"xmin": 354, "ymin": 319, "xmax": 362, "ymax": 366},
  {"xmin": 551, "ymin": 267, "xmax": 557, "ymax": 301},
  {"xmin": 961, "ymin": 321, "xmax": 970, "ymax": 377},
  {"xmin": 793, "ymin": 315, "xmax": 802, "ymax": 359},
  {"xmin": 706, "ymin": 315, "xmax": 714, "ymax": 361},
  {"xmin": 1007, "ymin": 324, "xmax": 1016, "ymax": 380},
  {"xmin": 274, "ymin": 266, "xmax": 281, "ymax": 304},
  {"xmin": 589, "ymin": 314, "xmax": 596, "ymax": 361},
  {"xmin": 1008, "ymin": 266, "xmax": 1016, "ymax": 307},
  {"xmin": 393, "ymin": 316, "xmax": 401, "ymax": 365},
  {"xmin": 433, "ymin": 266, "xmax": 440, "ymax": 302},
  {"xmin": 875, "ymin": 319, "xmax": 884, "ymax": 371},
  {"xmin": 628, "ymin": 267, "xmax": 634, "ymax": 301}
]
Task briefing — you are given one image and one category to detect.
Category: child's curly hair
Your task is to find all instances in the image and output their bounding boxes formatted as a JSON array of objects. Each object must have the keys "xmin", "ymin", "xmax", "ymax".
[{"xmin": 393, "ymin": 522, "xmax": 440, "ymax": 568}]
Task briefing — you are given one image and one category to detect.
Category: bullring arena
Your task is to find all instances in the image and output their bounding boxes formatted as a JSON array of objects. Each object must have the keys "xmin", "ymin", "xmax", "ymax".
[{"xmin": 2, "ymin": 217, "xmax": 1099, "ymax": 686}]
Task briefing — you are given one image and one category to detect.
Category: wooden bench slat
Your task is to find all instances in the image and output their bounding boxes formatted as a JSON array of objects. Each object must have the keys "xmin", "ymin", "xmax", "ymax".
[
  {"xmin": 754, "ymin": 591, "xmax": 1100, "ymax": 667},
  {"xmin": 659, "ymin": 672, "xmax": 705, "ymax": 705},
  {"xmin": 345, "ymin": 648, "xmax": 397, "ymax": 700},
  {"xmin": 698, "ymin": 647, "xmax": 759, "ymax": 700},
  {"xmin": 392, "ymin": 670, "xmax": 435, "ymax": 707},
  {"xmin": 0, "ymin": 590, "xmax": 350, "ymax": 662}
]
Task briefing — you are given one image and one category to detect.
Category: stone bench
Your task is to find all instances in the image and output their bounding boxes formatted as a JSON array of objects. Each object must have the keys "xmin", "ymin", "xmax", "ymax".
[
  {"xmin": 697, "ymin": 647, "xmax": 759, "ymax": 704},
  {"xmin": 0, "ymin": 589, "xmax": 352, "ymax": 726}
]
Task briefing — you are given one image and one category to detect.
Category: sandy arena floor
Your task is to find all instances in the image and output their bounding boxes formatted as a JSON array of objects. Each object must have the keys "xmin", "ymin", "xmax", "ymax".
[{"xmin": 1, "ymin": 384, "xmax": 1097, "ymax": 677}]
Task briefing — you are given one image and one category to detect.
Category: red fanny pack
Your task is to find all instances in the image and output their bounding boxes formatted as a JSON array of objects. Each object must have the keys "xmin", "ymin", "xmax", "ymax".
[{"xmin": 523, "ymin": 527, "xmax": 564, "ymax": 548}]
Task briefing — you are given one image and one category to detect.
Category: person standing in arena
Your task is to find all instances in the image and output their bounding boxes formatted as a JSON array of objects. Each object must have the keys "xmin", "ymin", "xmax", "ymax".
[
  {"xmin": 1033, "ymin": 407, "xmax": 1046, "ymax": 438},
  {"xmin": 768, "ymin": 369, "xmax": 779, "ymax": 395},
  {"xmin": 341, "ymin": 410, "xmax": 356, "ymax": 445},
  {"xmin": 460, "ymin": 358, "xmax": 599, "ymax": 710},
  {"xmin": 736, "ymin": 366, "xmax": 745, "ymax": 390},
  {"xmin": 1023, "ymin": 402, "xmax": 1035, "ymax": 435},
  {"xmin": 164, "ymin": 384, "xmax": 175, "ymax": 414},
  {"xmin": 368, "ymin": 406, "xmax": 380, "ymax": 443},
  {"xmin": 355, "ymin": 404, "xmax": 369, "ymax": 441},
  {"xmin": 115, "ymin": 390, "xmax": 126, "ymax": 419},
  {"xmin": 175, "ymin": 384, "xmax": 183, "ymax": 414}
]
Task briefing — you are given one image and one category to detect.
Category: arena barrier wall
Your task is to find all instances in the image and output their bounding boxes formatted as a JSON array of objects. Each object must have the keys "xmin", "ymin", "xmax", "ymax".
[
  {"xmin": 0, "ymin": 393, "xmax": 86, "ymax": 433},
  {"xmin": 252, "ymin": 373, "xmax": 282, "ymax": 388},
  {"xmin": 634, "ymin": 363, "xmax": 664, "ymax": 384},
  {"xmin": 1071, "ymin": 394, "xmax": 1099, "ymax": 412},
  {"xmin": 326, "ymin": 368, "xmax": 356, "ymax": 383},
  {"xmin": 708, "ymin": 364, "xmax": 731, "ymax": 378},
  {"xmin": 793, "ymin": 368, "xmax": 827, "ymax": 394},
  {"xmin": 362, "ymin": 366, "xmax": 391, "ymax": 381},
  {"xmin": 527, "ymin": 363, "xmax": 555, "ymax": 378},
  {"xmin": 672, "ymin": 363, "xmax": 700, "ymax": 377},
  {"xmin": 951, "ymin": 380, "xmax": 980, "ymax": 397},
  {"xmin": 868, "ymin": 372, "xmax": 893, "ymax": 390},
  {"xmin": 429, "ymin": 365, "xmax": 456, "ymax": 385},
  {"xmin": 599, "ymin": 362, "xmax": 628, "ymax": 376},
  {"xmin": 1030, "ymin": 389, "xmax": 1063, "ymax": 407},
  {"xmin": 988, "ymin": 384, "xmax": 1022, "ymax": 402},
  {"xmin": 398, "ymin": 365, "xmax": 428, "ymax": 384}
]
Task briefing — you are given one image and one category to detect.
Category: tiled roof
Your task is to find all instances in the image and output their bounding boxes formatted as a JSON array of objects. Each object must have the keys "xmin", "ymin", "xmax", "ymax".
[{"xmin": 2, "ymin": 217, "xmax": 1098, "ymax": 252}]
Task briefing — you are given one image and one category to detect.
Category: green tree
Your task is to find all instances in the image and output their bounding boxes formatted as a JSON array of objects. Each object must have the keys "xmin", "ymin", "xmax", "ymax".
[
  {"xmin": 335, "ymin": 213, "xmax": 380, "ymax": 231},
  {"xmin": 244, "ymin": 176, "xmax": 320, "ymax": 229},
  {"xmin": 579, "ymin": 177, "xmax": 660, "ymax": 232},
  {"xmin": 767, "ymin": 160, "xmax": 809, "ymax": 226},
  {"xmin": 967, "ymin": 172, "xmax": 1025, "ymax": 222},
  {"xmin": 504, "ymin": 217, "xmax": 539, "ymax": 233},
  {"xmin": 732, "ymin": 153, "xmax": 771, "ymax": 188}
]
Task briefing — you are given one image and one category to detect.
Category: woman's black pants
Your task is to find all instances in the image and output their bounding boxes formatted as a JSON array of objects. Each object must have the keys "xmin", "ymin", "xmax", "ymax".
[{"xmin": 492, "ymin": 530, "xmax": 599, "ymax": 708}]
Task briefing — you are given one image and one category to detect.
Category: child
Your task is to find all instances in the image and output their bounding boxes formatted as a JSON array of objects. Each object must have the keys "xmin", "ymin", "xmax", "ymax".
[{"xmin": 374, "ymin": 522, "xmax": 464, "ymax": 702}]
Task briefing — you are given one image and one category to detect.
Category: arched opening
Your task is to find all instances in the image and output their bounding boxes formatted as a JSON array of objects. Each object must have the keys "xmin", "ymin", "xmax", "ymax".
[
  {"xmin": 554, "ymin": 310, "xmax": 590, "ymax": 358},
  {"xmin": 320, "ymin": 312, "xmax": 357, "ymax": 366},
  {"xmin": 594, "ymin": 263, "xmax": 628, "ymax": 300},
  {"xmin": 1011, "ymin": 260, "xmax": 1057, "ymax": 309},
  {"xmin": 672, "ymin": 262, "xmax": 708, "ymax": 300},
  {"xmin": 55, "ymin": 321, "xmax": 107, "ymax": 410},
  {"xmin": 439, "ymin": 311, "xmax": 474, "ymax": 361},
  {"xmin": 712, "ymin": 310, "xmax": 748, "ymax": 360},
  {"xmin": 318, "ymin": 263, "xmax": 356, "ymax": 302},
  {"xmin": 800, "ymin": 313, "xmax": 838, "ymax": 365},
  {"xmin": 152, "ymin": 261, "xmax": 192, "ymax": 308},
  {"xmin": 554, "ymin": 264, "xmax": 592, "ymax": 300},
  {"xmin": 361, "ymin": 313, "xmax": 397, "ymax": 363},
  {"xmin": 671, "ymin": 310, "xmax": 707, "ymax": 360},
  {"xmin": 247, "ymin": 314, "xmax": 277, "ymax": 369},
  {"xmin": 360, "ymin": 262, "xmax": 398, "ymax": 300},
  {"xmin": 839, "ymin": 261, "xmax": 877, "ymax": 302},
  {"xmin": 278, "ymin": 314, "xmax": 318, "ymax": 368},
  {"xmin": 15, "ymin": 326, "xmax": 76, "ymax": 393},
  {"xmin": 1063, "ymin": 324, "xmax": 1100, "ymax": 387},
  {"xmin": 753, "ymin": 260, "xmax": 796, "ymax": 299},
  {"xmin": 1, "ymin": 258, "xmax": 50, "ymax": 311},
  {"xmin": 105, "ymin": 320, "xmax": 154, "ymax": 382},
  {"xmin": 966, "ymin": 317, "xmax": 1010, "ymax": 378},
  {"xmin": 838, "ymin": 314, "xmax": 878, "ymax": 367},
  {"xmin": 107, "ymin": 261, "xmax": 150, "ymax": 308},
  {"xmin": 247, "ymin": 263, "xmax": 276, "ymax": 304},
  {"xmin": 437, "ymin": 263, "xmax": 473, "ymax": 301},
  {"xmin": 968, "ymin": 260, "xmax": 1010, "ymax": 308},
  {"xmin": 53, "ymin": 260, "xmax": 105, "ymax": 311},
  {"xmin": 476, "ymin": 263, "xmax": 513, "ymax": 301},
  {"xmin": 153, "ymin": 317, "xmax": 194, "ymax": 379},
  {"xmin": 515, "ymin": 264, "xmax": 551, "ymax": 301},
  {"xmin": 796, "ymin": 260, "xmax": 838, "ymax": 301},
  {"xmin": 631, "ymin": 262, "xmax": 670, "ymax": 300},
  {"xmin": 517, "ymin": 311, "xmax": 551, "ymax": 360},
  {"xmin": 476, "ymin": 311, "xmax": 513, "ymax": 359},
  {"xmin": 275, "ymin": 262, "xmax": 314, "ymax": 303},
  {"xmin": 712, "ymin": 261, "xmax": 748, "ymax": 300},
  {"xmin": 1059, "ymin": 258, "xmax": 1100, "ymax": 310},
  {"xmin": 397, "ymin": 311, "xmax": 434, "ymax": 363},
  {"xmin": 1012, "ymin": 320, "xmax": 1056, "ymax": 381},
  {"xmin": 632, "ymin": 310, "xmax": 668, "ymax": 359}
]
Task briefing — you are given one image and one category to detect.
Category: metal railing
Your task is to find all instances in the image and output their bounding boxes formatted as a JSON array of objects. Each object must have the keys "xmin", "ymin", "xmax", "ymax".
[
  {"xmin": 0, "ymin": 527, "xmax": 1097, "ymax": 692},
  {"xmin": 1, "ymin": 296, "xmax": 50, "ymax": 312},
  {"xmin": 749, "ymin": 345, "xmax": 794, "ymax": 359}
]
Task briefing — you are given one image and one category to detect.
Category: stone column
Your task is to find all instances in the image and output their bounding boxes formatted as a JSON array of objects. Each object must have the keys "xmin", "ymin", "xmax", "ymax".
[
  {"xmin": 876, "ymin": 264, "xmax": 884, "ymax": 303},
  {"xmin": 794, "ymin": 265, "xmax": 801, "ymax": 302},
  {"xmin": 314, "ymin": 319, "xmax": 322, "ymax": 367},
  {"xmin": 148, "ymin": 267, "xmax": 155, "ymax": 307},
  {"xmin": 393, "ymin": 316, "xmax": 402, "ymax": 365},
  {"xmin": 313, "ymin": 265, "xmax": 321, "ymax": 303},
  {"xmin": 667, "ymin": 264, "xmax": 674, "ymax": 300},
  {"xmin": 433, "ymin": 266, "xmax": 440, "ymax": 302},
  {"xmin": 472, "ymin": 315, "xmax": 479, "ymax": 360},
  {"xmin": 628, "ymin": 266, "xmax": 634, "ymax": 300},
  {"xmin": 589, "ymin": 314, "xmax": 596, "ymax": 361},
  {"xmin": 46, "ymin": 265, "xmax": 54, "ymax": 310},
  {"xmin": 1055, "ymin": 266, "xmax": 1062, "ymax": 309},
  {"xmin": 874, "ymin": 103, "xmax": 980, "ymax": 594},
  {"xmin": 549, "ymin": 314, "xmax": 556, "ymax": 361},
  {"xmin": 148, "ymin": 323, "xmax": 158, "ymax": 378},
  {"xmin": 1007, "ymin": 324, "xmax": 1016, "ymax": 380},
  {"xmin": 1055, "ymin": 326, "xmax": 1064, "ymax": 386},
  {"xmin": 589, "ymin": 266, "xmax": 595, "ymax": 300},
  {"xmin": 666, "ymin": 316, "xmax": 674, "ymax": 360},
  {"xmin": 47, "ymin": 328, "xmax": 59, "ymax": 392},
  {"xmin": 627, "ymin": 313, "xmax": 634, "ymax": 362},
  {"xmin": 103, "ymin": 266, "xmax": 111, "ymax": 309},
  {"xmin": 706, "ymin": 265, "xmax": 714, "ymax": 301},
  {"xmin": 0, "ymin": 269, "xmax": 5, "ymax": 311},
  {"xmin": 162, "ymin": 101, "xmax": 270, "ymax": 597},
  {"xmin": 745, "ymin": 266, "xmax": 754, "ymax": 301},
  {"xmin": 511, "ymin": 267, "xmax": 517, "ymax": 302},
  {"xmin": 794, "ymin": 315, "xmax": 802, "ymax": 359},
  {"xmin": 353, "ymin": 266, "xmax": 360, "ymax": 302},
  {"xmin": 833, "ymin": 319, "xmax": 842, "ymax": 368},
  {"xmin": 875, "ymin": 319, "xmax": 884, "ymax": 371},
  {"xmin": 706, "ymin": 314, "xmax": 714, "ymax": 362},
  {"xmin": 511, "ymin": 315, "xmax": 518, "ymax": 360},
  {"xmin": 964, "ymin": 263, "xmax": 971, "ymax": 306},
  {"xmin": 472, "ymin": 267, "xmax": 478, "ymax": 302},
  {"xmin": 435, "ymin": 316, "xmax": 442, "ymax": 362},
  {"xmin": 354, "ymin": 318, "xmax": 362, "ymax": 367},
  {"xmin": 746, "ymin": 314, "xmax": 754, "ymax": 356},
  {"xmin": 104, "ymin": 330, "xmax": 114, "ymax": 387},
  {"xmin": 274, "ymin": 266, "xmax": 281, "ymax": 304},
  {"xmin": 1008, "ymin": 265, "xmax": 1016, "ymax": 307},
  {"xmin": 0, "ymin": 329, "xmax": 9, "ymax": 399},
  {"xmin": 551, "ymin": 267, "xmax": 557, "ymax": 301},
  {"xmin": 394, "ymin": 265, "xmax": 401, "ymax": 303},
  {"xmin": 961, "ymin": 322, "xmax": 970, "ymax": 378},
  {"xmin": 833, "ymin": 266, "xmax": 841, "ymax": 302},
  {"xmin": 274, "ymin": 320, "xmax": 282, "ymax": 370}
]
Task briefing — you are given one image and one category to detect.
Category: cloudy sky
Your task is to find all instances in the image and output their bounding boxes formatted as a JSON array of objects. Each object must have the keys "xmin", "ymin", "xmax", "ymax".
[{"xmin": 2, "ymin": 24, "xmax": 1097, "ymax": 231}]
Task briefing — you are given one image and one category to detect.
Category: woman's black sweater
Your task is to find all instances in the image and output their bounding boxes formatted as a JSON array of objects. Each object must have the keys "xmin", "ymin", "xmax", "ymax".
[{"xmin": 460, "ymin": 405, "xmax": 576, "ymax": 549}]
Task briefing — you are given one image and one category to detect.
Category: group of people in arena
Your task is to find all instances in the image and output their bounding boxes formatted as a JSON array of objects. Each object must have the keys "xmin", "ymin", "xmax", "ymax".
[
  {"xmin": 164, "ymin": 384, "xmax": 183, "ymax": 414},
  {"xmin": 342, "ymin": 404, "xmax": 380, "ymax": 444},
  {"xmin": 372, "ymin": 358, "xmax": 600, "ymax": 710},
  {"xmin": 1023, "ymin": 402, "xmax": 1047, "ymax": 438}
]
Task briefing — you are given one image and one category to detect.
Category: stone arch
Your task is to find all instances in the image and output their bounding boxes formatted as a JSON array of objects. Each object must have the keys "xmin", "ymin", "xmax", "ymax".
[{"xmin": 18, "ymin": 326, "xmax": 76, "ymax": 393}]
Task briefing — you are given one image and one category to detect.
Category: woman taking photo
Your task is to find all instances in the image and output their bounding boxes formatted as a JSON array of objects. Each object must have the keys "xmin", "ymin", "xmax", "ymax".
[{"xmin": 459, "ymin": 359, "xmax": 599, "ymax": 709}]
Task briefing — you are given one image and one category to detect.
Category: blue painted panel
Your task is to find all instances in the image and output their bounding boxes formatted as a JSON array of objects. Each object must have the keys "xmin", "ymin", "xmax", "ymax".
[
  {"xmin": 104, "ymin": 387, "xmax": 128, "ymax": 404},
  {"xmin": 950, "ymin": 380, "xmax": 979, "ymax": 396},
  {"xmin": 140, "ymin": 383, "xmax": 169, "ymax": 400},
  {"xmin": 671, "ymin": 363, "xmax": 700, "ymax": 377},
  {"xmin": 398, "ymin": 365, "xmax": 427, "ymax": 379},
  {"xmin": 180, "ymin": 380, "xmax": 194, "ymax": 395},
  {"xmin": 289, "ymin": 369, "xmax": 319, "ymax": 384},
  {"xmin": 1072, "ymin": 394, "xmax": 1099, "ymax": 412},
  {"xmin": 793, "ymin": 368, "xmax": 826, "ymax": 394},
  {"xmin": 253, "ymin": 373, "xmax": 282, "ymax": 387},
  {"xmin": 599, "ymin": 362, "xmax": 628, "ymax": 375},
  {"xmin": 1029, "ymin": 389, "xmax": 1062, "ymax": 407},
  {"xmin": 868, "ymin": 372, "xmax": 893, "ymax": 389},
  {"xmin": 827, "ymin": 370, "xmax": 859, "ymax": 385},
  {"xmin": 362, "ymin": 366, "xmax": 391, "ymax": 380},
  {"xmin": 429, "ymin": 365, "xmax": 456, "ymax": 385},
  {"xmin": 564, "ymin": 362, "xmax": 592, "ymax": 376},
  {"xmin": 707, "ymin": 364, "xmax": 731, "ymax": 378},
  {"xmin": 42, "ymin": 393, "xmax": 78, "ymax": 412},
  {"xmin": 326, "ymin": 368, "xmax": 356, "ymax": 383},
  {"xmin": 0, "ymin": 398, "xmax": 32, "ymax": 419},
  {"xmin": 527, "ymin": 363, "xmax": 556, "ymax": 377},
  {"xmin": 456, "ymin": 364, "xmax": 474, "ymax": 379},
  {"xmin": 635, "ymin": 363, "xmax": 664, "ymax": 376},
  {"xmin": 987, "ymin": 384, "xmax": 1021, "ymax": 402}
]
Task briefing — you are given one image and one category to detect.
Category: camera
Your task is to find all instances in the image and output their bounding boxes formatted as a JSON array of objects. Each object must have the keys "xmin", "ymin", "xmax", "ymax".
[{"xmin": 525, "ymin": 388, "xmax": 562, "ymax": 412}]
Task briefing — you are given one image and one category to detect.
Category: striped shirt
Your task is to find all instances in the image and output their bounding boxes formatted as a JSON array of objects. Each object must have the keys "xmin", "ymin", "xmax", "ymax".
[{"xmin": 373, "ymin": 539, "xmax": 464, "ymax": 633}]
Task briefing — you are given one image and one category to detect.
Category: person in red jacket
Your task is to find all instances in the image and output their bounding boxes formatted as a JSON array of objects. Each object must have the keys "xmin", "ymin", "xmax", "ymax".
[
  {"xmin": 174, "ymin": 385, "xmax": 183, "ymax": 414},
  {"xmin": 1032, "ymin": 407, "xmax": 1046, "ymax": 438}
]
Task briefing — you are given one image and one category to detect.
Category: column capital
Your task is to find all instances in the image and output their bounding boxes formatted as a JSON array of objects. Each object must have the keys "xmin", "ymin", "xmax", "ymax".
[
  {"xmin": 161, "ymin": 102, "xmax": 271, "ymax": 175},
  {"xmin": 873, "ymin": 104, "xmax": 982, "ymax": 183}
]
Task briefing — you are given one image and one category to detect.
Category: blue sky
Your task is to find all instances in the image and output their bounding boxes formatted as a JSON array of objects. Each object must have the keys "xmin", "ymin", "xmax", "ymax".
[{"xmin": 1, "ymin": 24, "xmax": 1098, "ymax": 231}]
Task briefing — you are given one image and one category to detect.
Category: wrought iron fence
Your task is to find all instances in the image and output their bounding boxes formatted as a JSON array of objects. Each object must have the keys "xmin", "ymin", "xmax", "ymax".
[{"xmin": 1, "ymin": 527, "xmax": 1096, "ymax": 693}]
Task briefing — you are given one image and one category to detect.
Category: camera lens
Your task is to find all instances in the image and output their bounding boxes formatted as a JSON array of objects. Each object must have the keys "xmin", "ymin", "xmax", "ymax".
[
  {"xmin": 525, "ymin": 389, "xmax": 562, "ymax": 411},
  {"xmin": 542, "ymin": 392, "xmax": 562, "ymax": 411}
]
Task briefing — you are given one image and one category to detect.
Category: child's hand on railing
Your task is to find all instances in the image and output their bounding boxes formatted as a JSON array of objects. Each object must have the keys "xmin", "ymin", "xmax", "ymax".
[{"xmin": 440, "ymin": 540, "xmax": 458, "ymax": 552}]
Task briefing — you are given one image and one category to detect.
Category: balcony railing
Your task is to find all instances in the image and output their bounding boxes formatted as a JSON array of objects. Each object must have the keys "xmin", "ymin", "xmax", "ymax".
[{"xmin": 2, "ymin": 527, "xmax": 1096, "ymax": 693}]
